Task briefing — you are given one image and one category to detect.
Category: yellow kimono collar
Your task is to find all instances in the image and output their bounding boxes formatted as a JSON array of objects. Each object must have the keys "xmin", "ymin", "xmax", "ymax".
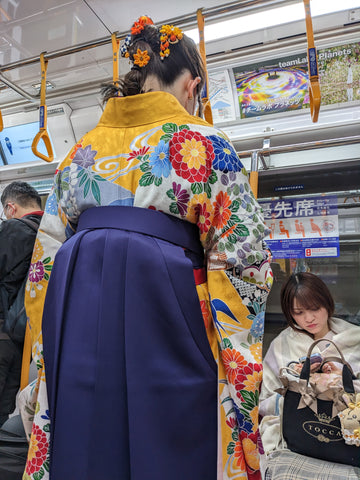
[{"xmin": 98, "ymin": 91, "xmax": 204, "ymax": 128}]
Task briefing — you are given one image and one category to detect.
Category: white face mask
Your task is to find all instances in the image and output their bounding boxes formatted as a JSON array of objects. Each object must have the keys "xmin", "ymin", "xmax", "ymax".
[{"xmin": 1, "ymin": 202, "xmax": 15, "ymax": 220}]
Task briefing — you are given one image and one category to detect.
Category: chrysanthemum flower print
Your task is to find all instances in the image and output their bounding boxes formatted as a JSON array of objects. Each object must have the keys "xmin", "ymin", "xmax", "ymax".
[
  {"xmin": 149, "ymin": 140, "xmax": 171, "ymax": 178},
  {"xmin": 170, "ymin": 130, "xmax": 213, "ymax": 182},
  {"xmin": 243, "ymin": 437, "xmax": 260, "ymax": 471},
  {"xmin": 209, "ymin": 135, "xmax": 244, "ymax": 172},
  {"xmin": 249, "ymin": 406, "xmax": 260, "ymax": 432},
  {"xmin": 213, "ymin": 191, "xmax": 232, "ymax": 229},
  {"xmin": 167, "ymin": 182, "xmax": 190, "ymax": 216},
  {"xmin": 25, "ymin": 424, "xmax": 49, "ymax": 476},
  {"xmin": 243, "ymin": 370, "xmax": 263, "ymax": 394},
  {"xmin": 234, "ymin": 440, "xmax": 246, "ymax": 469},
  {"xmin": 186, "ymin": 193, "xmax": 213, "ymax": 236},
  {"xmin": 196, "ymin": 203, "xmax": 212, "ymax": 234},
  {"xmin": 221, "ymin": 348, "xmax": 247, "ymax": 384}
]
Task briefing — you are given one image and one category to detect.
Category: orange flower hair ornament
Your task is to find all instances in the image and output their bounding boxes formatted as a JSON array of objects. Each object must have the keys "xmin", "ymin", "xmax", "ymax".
[
  {"xmin": 159, "ymin": 24, "xmax": 184, "ymax": 60},
  {"xmin": 131, "ymin": 15, "xmax": 154, "ymax": 35},
  {"xmin": 120, "ymin": 17, "xmax": 183, "ymax": 65},
  {"xmin": 133, "ymin": 48, "xmax": 150, "ymax": 68}
]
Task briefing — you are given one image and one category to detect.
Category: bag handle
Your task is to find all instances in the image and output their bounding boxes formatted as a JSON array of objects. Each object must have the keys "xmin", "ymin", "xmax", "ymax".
[{"xmin": 300, "ymin": 338, "xmax": 355, "ymax": 393}]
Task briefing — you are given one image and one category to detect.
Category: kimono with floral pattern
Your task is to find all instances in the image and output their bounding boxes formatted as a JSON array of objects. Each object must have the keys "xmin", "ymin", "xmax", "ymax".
[{"xmin": 22, "ymin": 91, "xmax": 272, "ymax": 480}]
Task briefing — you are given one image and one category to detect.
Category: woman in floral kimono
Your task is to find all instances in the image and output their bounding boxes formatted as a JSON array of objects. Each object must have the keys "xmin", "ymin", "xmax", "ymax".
[{"xmin": 22, "ymin": 16, "xmax": 272, "ymax": 480}]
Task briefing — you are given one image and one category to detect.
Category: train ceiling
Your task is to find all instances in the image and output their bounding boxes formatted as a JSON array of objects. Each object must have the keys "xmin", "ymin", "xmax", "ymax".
[
  {"xmin": 0, "ymin": 0, "xmax": 248, "ymax": 110},
  {"xmin": 0, "ymin": 0, "xmax": 359, "ymax": 112}
]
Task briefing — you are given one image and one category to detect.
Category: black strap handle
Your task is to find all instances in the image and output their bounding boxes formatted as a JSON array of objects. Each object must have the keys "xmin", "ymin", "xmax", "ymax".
[{"xmin": 300, "ymin": 338, "xmax": 355, "ymax": 394}]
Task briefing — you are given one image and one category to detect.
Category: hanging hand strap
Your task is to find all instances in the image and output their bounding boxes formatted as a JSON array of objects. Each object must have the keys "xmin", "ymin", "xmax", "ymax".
[
  {"xmin": 197, "ymin": 9, "xmax": 213, "ymax": 125},
  {"xmin": 111, "ymin": 32, "xmax": 120, "ymax": 85},
  {"xmin": 303, "ymin": 0, "xmax": 321, "ymax": 123},
  {"xmin": 31, "ymin": 52, "xmax": 54, "ymax": 162}
]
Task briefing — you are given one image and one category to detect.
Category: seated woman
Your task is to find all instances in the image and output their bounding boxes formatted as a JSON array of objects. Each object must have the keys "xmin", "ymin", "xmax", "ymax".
[{"xmin": 259, "ymin": 272, "xmax": 360, "ymax": 479}]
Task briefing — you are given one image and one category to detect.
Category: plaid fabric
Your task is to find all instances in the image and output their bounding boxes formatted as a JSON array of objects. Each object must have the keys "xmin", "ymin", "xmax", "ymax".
[{"xmin": 265, "ymin": 450, "xmax": 360, "ymax": 480}]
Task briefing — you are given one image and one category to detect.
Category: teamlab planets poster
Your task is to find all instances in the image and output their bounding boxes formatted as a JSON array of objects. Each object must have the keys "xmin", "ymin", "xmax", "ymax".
[
  {"xmin": 233, "ymin": 53, "xmax": 309, "ymax": 118},
  {"xmin": 233, "ymin": 42, "xmax": 360, "ymax": 119},
  {"xmin": 318, "ymin": 43, "xmax": 360, "ymax": 104}
]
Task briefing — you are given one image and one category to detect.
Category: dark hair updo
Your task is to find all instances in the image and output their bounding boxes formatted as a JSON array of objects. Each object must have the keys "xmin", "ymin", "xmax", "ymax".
[{"xmin": 101, "ymin": 19, "xmax": 205, "ymax": 116}]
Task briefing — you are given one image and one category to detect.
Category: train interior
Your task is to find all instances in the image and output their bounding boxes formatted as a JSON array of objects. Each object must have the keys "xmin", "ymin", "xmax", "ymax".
[{"xmin": 0, "ymin": 0, "xmax": 359, "ymax": 354}]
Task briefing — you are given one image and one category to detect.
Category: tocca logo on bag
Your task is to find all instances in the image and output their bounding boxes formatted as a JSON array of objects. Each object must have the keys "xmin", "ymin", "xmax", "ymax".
[{"xmin": 302, "ymin": 413, "xmax": 343, "ymax": 442}]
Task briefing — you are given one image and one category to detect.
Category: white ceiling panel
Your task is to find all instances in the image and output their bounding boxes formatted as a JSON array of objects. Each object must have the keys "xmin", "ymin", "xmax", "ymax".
[
  {"xmin": 85, "ymin": 0, "xmax": 234, "ymax": 33},
  {"xmin": 0, "ymin": 1, "xmax": 110, "ymax": 64},
  {"xmin": 0, "ymin": 0, "xmax": 237, "ymax": 108}
]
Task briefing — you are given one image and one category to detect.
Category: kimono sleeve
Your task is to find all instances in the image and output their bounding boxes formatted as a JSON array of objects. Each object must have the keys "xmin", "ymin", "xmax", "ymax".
[
  {"xmin": 195, "ymin": 131, "xmax": 272, "ymax": 476},
  {"xmin": 25, "ymin": 152, "xmax": 76, "ymax": 359},
  {"xmin": 195, "ymin": 130, "xmax": 272, "ymax": 288},
  {"xmin": 259, "ymin": 339, "xmax": 284, "ymax": 417}
]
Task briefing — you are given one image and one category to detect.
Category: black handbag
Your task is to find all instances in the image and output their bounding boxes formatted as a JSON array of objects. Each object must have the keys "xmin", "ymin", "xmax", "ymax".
[{"xmin": 280, "ymin": 338, "xmax": 359, "ymax": 466}]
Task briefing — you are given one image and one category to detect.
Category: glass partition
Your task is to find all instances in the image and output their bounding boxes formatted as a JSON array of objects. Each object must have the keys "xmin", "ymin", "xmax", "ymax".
[{"xmin": 263, "ymin": 193, "xmax": 360, "ymax": 353}]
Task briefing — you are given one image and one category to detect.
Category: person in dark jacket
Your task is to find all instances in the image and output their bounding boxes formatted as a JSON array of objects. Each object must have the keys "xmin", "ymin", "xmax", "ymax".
[{"xmin": 0, "ymin": 181, "xmax": 43, "ymax": 427}]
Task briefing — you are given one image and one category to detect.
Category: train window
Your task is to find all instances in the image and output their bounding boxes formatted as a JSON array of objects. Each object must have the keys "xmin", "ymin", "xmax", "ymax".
[{"xmin": 263, "ymin": 193, "xmax": 360, "ymax": 354}]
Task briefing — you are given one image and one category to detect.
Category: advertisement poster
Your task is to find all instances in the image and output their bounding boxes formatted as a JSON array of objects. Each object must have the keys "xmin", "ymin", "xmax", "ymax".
[
  {"xmin": 233, "ymin": 54, "xmax": 309, "ymax": 118},
  {"xmin": 208, "ymin": 70, "xmax": 237, "ymax": 123},
  {"xmin": 233, "ymin": 42, "xmax": 360, "ymax": 118},
  {"xmin": 318, "ymin": 43, "xmax": 360, "ymax": 104},
  {"xmin": 0, "ymin": 121, "xmax": 55, "ymax": 165},
  {"xmin": 259, "ymin": 196, "xmax": 339, "ymax": 259}
]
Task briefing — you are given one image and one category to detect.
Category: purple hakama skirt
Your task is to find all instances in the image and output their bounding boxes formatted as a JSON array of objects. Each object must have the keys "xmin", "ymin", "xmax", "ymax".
[{"xmin": 42, "ymin": 206, "xmax": 217, "ymax": 480}]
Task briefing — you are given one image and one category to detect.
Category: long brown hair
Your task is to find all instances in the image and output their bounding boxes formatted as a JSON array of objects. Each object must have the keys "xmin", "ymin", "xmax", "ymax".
[{"xmin": 280, "ymin": 272, "xmax": 335, "ymax": 336}]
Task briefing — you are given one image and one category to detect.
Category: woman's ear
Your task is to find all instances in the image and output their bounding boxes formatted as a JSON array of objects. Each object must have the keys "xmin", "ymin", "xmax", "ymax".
[
  {"xmin": 184, "ymin": 76, "xmax": 201, "ymax": 115},
  {"xmin": 186, "ymin": 76, "xmax": 201, "ymax": 100}
]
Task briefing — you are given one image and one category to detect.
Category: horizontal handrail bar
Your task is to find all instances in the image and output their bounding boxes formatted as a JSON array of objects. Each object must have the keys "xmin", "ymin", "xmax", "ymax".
[{"xmin": 237, "ymin": 136, "xmax": 360, "ymax": 158}]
